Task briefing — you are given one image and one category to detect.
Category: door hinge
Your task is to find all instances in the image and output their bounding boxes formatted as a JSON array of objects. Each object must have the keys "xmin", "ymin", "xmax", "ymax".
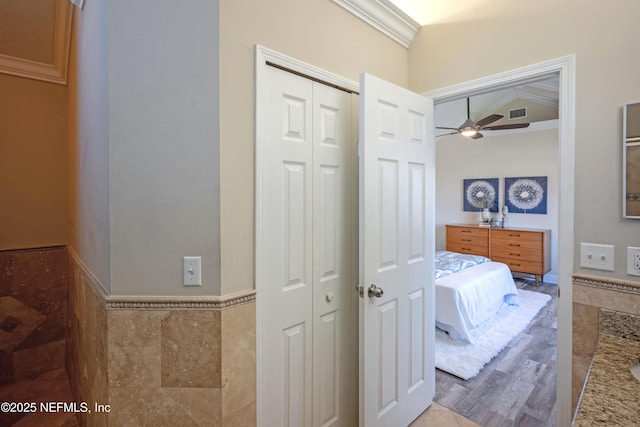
[
  {"xmin": 355, "ymin": 284, "xmax": 364, "ymax": 298},
  {"xmin": 557, "ymin": 287, "xmax": 560, "ymax": 298}
]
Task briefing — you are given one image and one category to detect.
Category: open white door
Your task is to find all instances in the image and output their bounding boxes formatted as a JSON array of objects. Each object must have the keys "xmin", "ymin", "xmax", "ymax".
[{"xmin": 359, "ymin": 73, "xmax": 435, "ymax": 427}]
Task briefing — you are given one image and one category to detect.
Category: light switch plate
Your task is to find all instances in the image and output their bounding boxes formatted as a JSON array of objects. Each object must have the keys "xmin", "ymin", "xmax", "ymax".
[
  {"xmin": 627, "ymin": 247, "xmax": 640, "ymax": 276},
  {"xmin": 183, "ymin": 256, "xmax": 202, "ymax": 286},
  {"xmin": 580, "ymin": 243, "xmax": 615, "ymax": 272}
]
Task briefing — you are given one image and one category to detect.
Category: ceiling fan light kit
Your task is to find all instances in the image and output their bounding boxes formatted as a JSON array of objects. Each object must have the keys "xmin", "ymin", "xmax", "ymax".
[
  {"xmin": 437, "ymin": 97, "xmax": 530, "ymax": 139},
  {"xmin": 461, "ymin": 128, "xmax": 477, "ymax": 137}
]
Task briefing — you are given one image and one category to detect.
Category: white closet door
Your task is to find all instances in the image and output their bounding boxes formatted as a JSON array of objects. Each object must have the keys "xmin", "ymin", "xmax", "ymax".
[
  {"xmin": 261, "ymin": 65, "xmax": 356, "ymax": 427},
  {"xmin": 262, "ymin": 65, "xmax": 314, "ymax": 427},
  {"xmin": 312, "ymin": 83, "xmax": 354, "ymax": 427}
]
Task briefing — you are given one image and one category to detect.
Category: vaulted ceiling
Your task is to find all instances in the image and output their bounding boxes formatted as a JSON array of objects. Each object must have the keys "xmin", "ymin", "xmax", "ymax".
[{"xmin": 434, "ymin": 75, "xmax": 560, "ymax": 139}]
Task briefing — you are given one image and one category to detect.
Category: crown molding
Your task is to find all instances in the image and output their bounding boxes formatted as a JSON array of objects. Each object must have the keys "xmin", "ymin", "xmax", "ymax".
[
  {"xmin": 332, "ymin": 0, "xmax": 420, "ymax": 48},
  {"xmin": 0, "ymin": 0, "xmax": 73, "ymax": 85}
]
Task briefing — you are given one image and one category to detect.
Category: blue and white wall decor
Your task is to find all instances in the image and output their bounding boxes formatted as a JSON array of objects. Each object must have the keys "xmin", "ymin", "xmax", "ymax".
[
  {"xmin": 463, "ymin": 178, "xmax": 499, "ymax": 212},
  {"xmin": 505, "ymin": 176, "xmax": 548, "ymax": 214}
]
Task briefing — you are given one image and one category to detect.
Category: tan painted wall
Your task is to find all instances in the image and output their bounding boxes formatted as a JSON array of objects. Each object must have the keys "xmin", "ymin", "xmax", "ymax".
[
  {"xmin": 66, "ymin": 0, "xmax": 407, "ymax": 297},
  {"xmin": 409, "ymin": 0, "xmax": 640, "ymax": 281},
  {"xmin": 219, "ymin": 0, "xmax": 409, "ymax": 294},
  {"xmin": 0, "ymin": 73, "xmax": 67, "ymax": 250}
]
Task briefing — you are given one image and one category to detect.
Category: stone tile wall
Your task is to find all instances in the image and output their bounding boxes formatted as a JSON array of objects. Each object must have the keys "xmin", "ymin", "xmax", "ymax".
[
  {"xmin": 66, "ymin": 249, "xmax": 109, "ymax": 427},
  {"xmin": 0, "ymin": 247, "xmax": 67, "ymax": 386},
  {"xmin": 66, "ymin": 248, "xmax": 256, "ymax": 426},
  {"xmin": 572, "ymin": 274, "xmax": 640, "ymax": 420}
]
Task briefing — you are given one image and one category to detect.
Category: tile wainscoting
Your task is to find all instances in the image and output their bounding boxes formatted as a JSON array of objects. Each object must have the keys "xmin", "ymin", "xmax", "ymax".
[
  {"xmin": 0, "ymin": 247, "xmax": 67, "ymax": 386},
  {"xmin": 0, "ymin": 246, "xmax": 70, "ymax": 426},
  {"xmin": 66, "ymin": 248, "xmax": 256, "ymax": 426},
  {"xmin": 572, "ymin": 273, "xmax": 640, "ymax": 421}
]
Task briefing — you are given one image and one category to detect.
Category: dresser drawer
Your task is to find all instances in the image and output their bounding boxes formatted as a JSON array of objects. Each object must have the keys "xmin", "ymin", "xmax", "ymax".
[
  {"xmin": 492, "ymin": 256, "xmax": 544, "ymax": 275},
  {"xmin": 446, "ymin": 226, "xmax": 489, "ymax": 244},
  {"xmin": 491, "ymin": 229, "xmax": 542, "ymax": 249},
  {"xmin": 446, "ymin": 226, "xmax": 489, "ymax": 257},
  {"xmin": 491, "ymin": 241, "xmax": 541, "ymax": 262},
  {"xmin": 447, "ymin": 241, "xmax": 489, "ymax": 257}
]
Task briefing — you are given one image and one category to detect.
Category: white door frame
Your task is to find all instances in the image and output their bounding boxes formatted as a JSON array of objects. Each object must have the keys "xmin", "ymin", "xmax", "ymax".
[{"xmin": 423, "ymin": 54, "xmax": 576, "ymax": 427}]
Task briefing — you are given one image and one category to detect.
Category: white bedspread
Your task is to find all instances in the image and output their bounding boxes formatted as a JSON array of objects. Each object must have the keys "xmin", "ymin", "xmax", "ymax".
[{"xmin": 435, "ymin": 261, "xmax": 519, "ymax": 343}]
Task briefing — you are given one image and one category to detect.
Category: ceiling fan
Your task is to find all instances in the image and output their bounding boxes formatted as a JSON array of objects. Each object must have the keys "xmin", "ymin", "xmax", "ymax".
[{"xmin": 436, "ymin": 98, "xmax": 530, "ymax": 140}]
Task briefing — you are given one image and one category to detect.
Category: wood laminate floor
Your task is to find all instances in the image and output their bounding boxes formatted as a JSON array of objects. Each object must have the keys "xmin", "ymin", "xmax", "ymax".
[{"xmin": 434, "ymin": 279, "xmax": 558, "ymax": 427}]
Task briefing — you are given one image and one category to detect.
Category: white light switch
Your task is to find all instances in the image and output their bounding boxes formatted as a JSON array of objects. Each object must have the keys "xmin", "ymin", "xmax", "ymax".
[
  {"xmin": 627, "ymin": 247, "xmax": 640, "ymax": 276},
  {"xmin": 580, "ymin": 243, "xmax": 615, "ymax": 272},
  {"xmin": 183, "ymin": 256, "xmax": 202, "ymax": 286}
]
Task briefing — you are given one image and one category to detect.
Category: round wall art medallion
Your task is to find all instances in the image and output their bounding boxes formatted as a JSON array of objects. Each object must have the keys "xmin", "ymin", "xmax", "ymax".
[{"xmin": 465, "ymin": 180, "xmax": 497, "ymax": 210}]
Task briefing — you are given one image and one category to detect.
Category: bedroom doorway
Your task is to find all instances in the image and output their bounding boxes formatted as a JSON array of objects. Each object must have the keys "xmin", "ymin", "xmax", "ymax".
[{"xmin": 425, "ymin": 56, "xmax": 575, "ymax": 427}]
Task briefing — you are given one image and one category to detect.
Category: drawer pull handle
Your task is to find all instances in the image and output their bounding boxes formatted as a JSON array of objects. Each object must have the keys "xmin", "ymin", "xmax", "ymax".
[
  {"xmin": 509, "ymin": 243, "xmax": 521, "ymax": 247},
  {"xmin": 511, "ymin": 263, "xmax": 521, "ymax": 267},
  {"xmin": 462, "ymin": 230, "xmax": 471, "ymax": 233},
  {"xmin": 509, "ymin": 234, "xmax": 521, "ymax": 237},
  {"xmin": 462, "ymin": 239, "xmax": 472, "ymax": 242},
  {"xmin": 462, "ymin": 247, "xmax": 471, "ymax": 251},
  {"xmin": 509, "ymin": 253, "xmax": 521, "ymax": 256}
]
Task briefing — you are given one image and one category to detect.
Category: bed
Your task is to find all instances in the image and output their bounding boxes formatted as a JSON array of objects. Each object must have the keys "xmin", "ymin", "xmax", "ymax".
[{"xmin": 435, "ymin": 251, "xmax": 519, "ymax": 343}]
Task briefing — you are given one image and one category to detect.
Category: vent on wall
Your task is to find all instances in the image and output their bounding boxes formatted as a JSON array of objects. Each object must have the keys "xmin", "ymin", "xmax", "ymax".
[{"xmin": 509, "ymin": 107, "xmax": 527, "ymax": 120}]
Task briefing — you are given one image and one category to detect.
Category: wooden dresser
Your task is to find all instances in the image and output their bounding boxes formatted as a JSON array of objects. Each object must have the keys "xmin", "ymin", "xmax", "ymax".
[{"xmin": 445, "ymin": 224, "xmax": 551, "ymax": 285}]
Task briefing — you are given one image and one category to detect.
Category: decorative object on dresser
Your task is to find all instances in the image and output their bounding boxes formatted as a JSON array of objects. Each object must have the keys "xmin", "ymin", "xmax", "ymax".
[{"xmin": 446, "ymin": 224, "xmax": 551, "ymax": 285}]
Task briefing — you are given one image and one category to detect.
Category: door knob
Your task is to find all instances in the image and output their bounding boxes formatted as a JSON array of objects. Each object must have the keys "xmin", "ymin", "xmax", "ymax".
[{"xmin": 367, "ymin": 284, "xmax": 384, "ymax": 298}]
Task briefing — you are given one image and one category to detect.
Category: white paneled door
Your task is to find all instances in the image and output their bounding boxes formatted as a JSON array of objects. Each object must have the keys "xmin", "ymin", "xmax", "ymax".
[
  {"xmin": 359, "ymin": 73, "xmax": 435, "ymax": 427},
  {"xmin": 260, "ymin": 64, "xmax": 356, "ymax": 427}
]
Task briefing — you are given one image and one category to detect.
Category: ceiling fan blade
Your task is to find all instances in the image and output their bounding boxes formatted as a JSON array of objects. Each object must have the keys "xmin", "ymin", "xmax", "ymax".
[
  {"xmin": 470, "ymin": 132, "xmax": 484, "ymax": 140},
  {"xmin": 475, "ymin": 114, "xmax": 503, "ymax": 127},
  {"xmin": 436, "ymin": 131, "xmax": 459, "ymax": 137},
  {"xmin": 482, "ymin": 123, "xmax": 530, "ymax": 130},
  {"xmin": 436, "ymin": 126, "xmax": 461, "ymax": 130}
]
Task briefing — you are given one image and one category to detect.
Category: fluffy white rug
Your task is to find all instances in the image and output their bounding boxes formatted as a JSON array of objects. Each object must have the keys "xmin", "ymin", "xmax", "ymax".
[{"xmin": 435, "ymin": 289, "xmax": 551, "ymax": 380}]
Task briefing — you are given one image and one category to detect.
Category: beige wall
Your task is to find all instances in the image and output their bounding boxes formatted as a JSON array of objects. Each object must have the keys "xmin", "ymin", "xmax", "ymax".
[
  {"xmin": 410, "ymin": 0, "xmax": 640, "ymax": 281},
  {"xmin": 219, "ymin": 0, "xmax": 409, "ymax": 294},
  {"xmin": 67, "ymin": 0, "xmax": 408, "ymax": 297},
  {"xmin": 0, "ymin": 73, "xmax": 67, "ymax": 250}
]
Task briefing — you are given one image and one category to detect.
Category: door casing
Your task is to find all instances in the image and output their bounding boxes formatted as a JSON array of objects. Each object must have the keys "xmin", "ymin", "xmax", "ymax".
[{"xmin": 424, "ymin": 54, "xmax": 576, "ymax": 427}]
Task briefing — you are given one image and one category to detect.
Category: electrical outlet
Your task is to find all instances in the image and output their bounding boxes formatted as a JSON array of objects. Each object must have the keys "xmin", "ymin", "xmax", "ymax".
[
  {"xmin": 183, "ymin": 256, "xmax": 202, "ymax": 286},
  {"xmin": 580, "ymin": 243, "xmax": 615, "ymax": 272},
  {"xmin": 627, "ymin": 247, "xmax": 640, "ymax": 277}
]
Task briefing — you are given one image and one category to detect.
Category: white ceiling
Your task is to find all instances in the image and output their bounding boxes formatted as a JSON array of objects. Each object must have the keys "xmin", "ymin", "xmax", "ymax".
[{"xmin": 388, "ymin": 0, "xmax": 501, "ymax": 25}]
